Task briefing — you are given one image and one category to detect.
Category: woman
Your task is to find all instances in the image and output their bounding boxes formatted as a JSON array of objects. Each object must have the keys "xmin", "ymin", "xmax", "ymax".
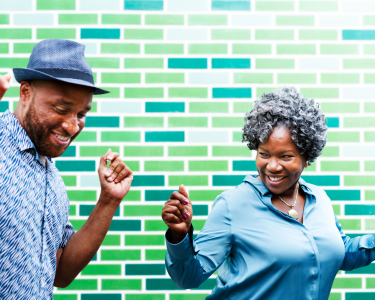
[{"xmin": 161, "ymin": 87, "xmax": 375, "ymax": 300}]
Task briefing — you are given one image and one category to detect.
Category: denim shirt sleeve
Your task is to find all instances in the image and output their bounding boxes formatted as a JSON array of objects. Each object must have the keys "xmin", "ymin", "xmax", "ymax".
[
  {"xmin": 336, "ymin": 215, "xmax": 375, "ymax": 271},
  {"xmin": 58, "ymin": 221, "xmax": 75, "ymax": 248},
  {"xmin": 165, "ymin": 194, "xmax": 232, "ymax": 289}
]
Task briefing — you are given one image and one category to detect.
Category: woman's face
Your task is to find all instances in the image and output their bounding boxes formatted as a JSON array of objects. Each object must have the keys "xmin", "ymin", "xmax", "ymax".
[{"xmin": 255, "ymin": 126, "xmax": 307, "ymax": 195}]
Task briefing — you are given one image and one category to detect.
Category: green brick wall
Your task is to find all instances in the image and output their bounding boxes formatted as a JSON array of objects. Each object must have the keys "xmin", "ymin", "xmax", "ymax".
[{"xmin": 1, "ymin": 1, "xmax": 375, "ymax": 299}]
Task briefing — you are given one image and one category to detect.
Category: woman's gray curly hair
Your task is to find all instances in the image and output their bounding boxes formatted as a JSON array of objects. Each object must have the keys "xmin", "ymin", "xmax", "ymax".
[{"xmin": 242, "ymin": 87, "xmax": 327, "ymax": 165}]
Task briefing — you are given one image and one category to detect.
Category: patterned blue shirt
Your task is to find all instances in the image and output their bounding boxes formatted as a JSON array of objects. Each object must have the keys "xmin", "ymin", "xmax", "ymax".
[{"xmin": 0, "ymin": 110, "xmax": 75, "ymax": 299}]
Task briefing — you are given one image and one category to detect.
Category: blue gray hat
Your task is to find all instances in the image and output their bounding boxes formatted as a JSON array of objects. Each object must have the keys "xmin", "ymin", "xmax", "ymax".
[{"xmin": 13, "ymin": 39, "xmax": 109, "ymax": 95}]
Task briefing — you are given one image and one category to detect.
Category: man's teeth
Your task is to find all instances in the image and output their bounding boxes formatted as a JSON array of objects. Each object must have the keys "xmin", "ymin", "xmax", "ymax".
[
  {"xmin": 54, "ymin": 133, "xmax": 69, "ymax": 141},
  {"xmin": 268, "ymin": 176, "xmax": 284, "ymax": 182}
]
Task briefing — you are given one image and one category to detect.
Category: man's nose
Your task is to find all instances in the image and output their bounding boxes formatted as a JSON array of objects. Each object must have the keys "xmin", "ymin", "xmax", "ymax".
[{"xmin": 61, "ymin": 116, "xmax": 79, "ymax": 136}]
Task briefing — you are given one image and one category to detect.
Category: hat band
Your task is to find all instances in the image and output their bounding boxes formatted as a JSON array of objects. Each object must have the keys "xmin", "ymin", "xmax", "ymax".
[{"xmin": 35, "ymin": 68, "xmax": 94, "ymax": 84}]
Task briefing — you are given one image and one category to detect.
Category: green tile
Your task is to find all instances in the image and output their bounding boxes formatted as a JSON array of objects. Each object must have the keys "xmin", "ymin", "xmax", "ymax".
[
  {"xmin": 67, "ymin": 190, "xmax": 96, "ymax": 201},
  {"xmin": 364, "ymin": 161, "xmax": 375, "ymax": 171},
  {"xmin": 145, "ymin": 15, "xmax": 184, "ymax": 25},
  {"xmin": 124, "ymin": 117, "xmax": 163, "ymax": 127},
  {"xmin": 124, "ymin": 58, "xmax": 163, "ymax": 68},
  {"xmin": 0, "ymin": 14, "xmax": 9, "ymax": 25},
  {"xmin": 364, "ymin": 73, "xmax": 375, "ymax": 84},
  {"xmin": 145, "ymin": 249, "xmax": 167, "ymax": 260},
  {"xmin": 277, "ymin": 73, "xmax": 316, "ymax": 84},
  {"xmin": 234, "ymin": 73, "xmax": 273, "ymax": 84},
  {"xmin": 57, "ymin": 279, "xmax": 97, "ymax": 290},
  {"xmin": 321, "ymin": 146, "xmax": 339, "ymax": 157},
  {"xmin": 0, "ymin": 29, "xmax": 31, "ymax": 39},
  {"xmin": 70, "ymin": 220, "xmax": 84, "ymax": 230},
  {"xmin": 331, "ymin": 277, "xmax": 362, "ymax": 289},
  {"xmin": 168, "ymin": 117, "xmax": 207, "ymax": 127},
  {"xmin": 124, "ymin": 146, "xmax": 164, "ymax": 157},
  {"xmin": 124, "ymin": 29, "xmax": 163, "ymax": 40},
  {"xmin": 344, "ymin": 117, "xmax": 375, "ymax": 128},
  {"xmin": 169, "ymin": 87, "xmax": 208, "ymax": 98},
  {"xmin": 276, "ymin": 15, "xmax": 314, "ymax": 26},
  {"xmin": 144, "ymin": 161, "xmax": 184, "ymax": 172},
  {"xmin": 327, "ymin": 132, "xmax": 360, "ymax": 142},
  {"xmin": 276, "ymin": 44, "xmax": 316, "ymax": 55},
  {"xmin": 146, "ymin": 73, "xmax": 184, "ymax": 84},
  {"xmin": 256, "ymin": 1, "xmax": 294, "ymax": 11},
  {"xmin": 299, "ymin": 1, "xmax": 338, "ymax": 11},
  {"xmin": 168, "ymin": 146, "xmax": 207, "ymax": 157},
  {"xmin": 125, "ymin": 161, "xmax": 140, "ymax": 172},
  {"xmin": 365, "ymin": 219, "xmax": 375, "ymax": 230},
  {"xmin": 101, "ymin": 131, "xmax": 140, "ymax": 142},
  {"xmin": 82, "ymin": 264, "xmax": 121, "ymax": 276},
  {"xmin": 145, "ymin": 44, "xmax": 184, "ymax": 54},
  {"xmin": 37, "ymin": 0, "xmax": 75, "ymax": 10},
  {"xmin": 233, "ymin": 131, "xmax": 242, "ymax": 142},
  {"xmin": 300, "ymin": 88, "xmax": 339, "ymax": 99},
  {"xmin": 365, "ymin": 131, "xmax": 375, "ymax": 142},
  {"xmin": 102, "ymin": 235, "xmax": 121, "ymax": 246},
  {"xmin": 170, "ymin": 295, "xmax": 209, "ymax": 300},
  {"xmin": 59, "ymin": 14, "xmax": 97, "ymax": 24},
  {"xmin": 145, "ymin": 220, "xmax": 168, "ymax": 231},
  {"xmin": 101, "ymin": 250, "xmax": 141, "ymax": 261},
  {"xmin": 363, "ymin": 45, "xmax": 375, "ymax": 55},
  {"xmin": 332, "ymin": 204, "xmax": 340, "ymax": 215},
  {"xmin": 344, "ymin": 59, "xmax": 375, "ymax": 69},
  {"xmin": 0, "ymin": 58, "xmax": 28, "ymax": 68},
  {"xmin": 255, "ymin": 30, "xmax": 294, "ymax": 40},
  {"xmin": 299, "ymin": 30, "xmax": 337, "ymax": 40},
  {"xmin": 102, "ymin": 73, "xmax": 140, "ymax": 84},
  {"xmin": 37, "ymin": 28, "xmax": 75, "ymax": 39},
  {"xmin": 188, "ymin": 15, "xmax": 227, "ymax": 25},
  {"xmin": 102, "ymin": 279, "xmax": 142, "ymax": 290},
  {"xmin": 53, "ymin": 295, "xmax": 77, "ymax": 300},
  {"xmin": 102, "ymin": 14, "xmax": 141, "ymax": 25},
  {"xmin": 74, "ymin": 131, "xmax": 97, "ymax": 142},
  {"xmin": 256, "ymin": 59, "xmax": 294, "ymax": 69},
  {"xmin": 321, "ymin": 161, "xmax": 360, "ymax": 172},
  {"xmin": 212, "ymin": 146, "xmax": 251, "ymax": 157},
  {"xmin": 125, "ymin": 264, "xmax": 165, "ymax": 275},
  {"xmin": 365, "ymin": 190, "xmax": 375, "ymax": 200},
  {"xmin": 189, "ymin": 102, "xmax": 228, "ymax": 113},
  {"xmin": 169, "ymin": 175, "xmax": 208, "ymax": 186},
  {"xmin": 367, "ymin": 278, "xmax": 375, "ymax": 288},
  {"xmin": 0, "ymin": 43, "xmax": 9, "ymax": 54},
  {"xmin": 212, "ymin": 117, "xmax": 243, "ymax": 127},
  {"xmin": 80, "ymin": 146, "xmax": 119, "ymax": 157},
  {"xmin": 125, "ymin": 235, "xmax": 164, "ymax": 246},
  {"xmin": 189, "ymin": 160, "xmax": 228, "ymax": 171},
  {"xmin": 86, "ymin": 57, "xmax": 119, "ymax": 68},
  {"xmin": 321, "ymin": 73, "xmax": 360, "ymax": 84},
  {"xmin": 321, "ymin": 102, "xmax": 359, "ymax": 113},
  {"xmin": 62, "ymin": 176, "xmax": 76, "ymax": 186},
  {"xmin": 233, "ymin": 102, "xmax": 253, "ymax": 113},
  {"xmin": 189, "ymin": 44, "xmax": 227, "ymax": 54},
  {"xmin": 212, "ymin": 29, "xmax": 250, "ymax": 40},
  {"xmin": 125, "ymin": 88, "xmax": 163, "ymax": 98},
  {"xmin": 101, "ymin": 43, "xmax": 140, "ymax": 54},
  {"xmin": 320, "ymin": 44, "xmax": 359, "ymax": 55},
  {"xmin": 127, "ymin": 295, "xmax": 165, "ymax": 300},
  {"xmin": 345, "ymin": 176, "xmax": 375, "ymax": 186},
  {"xmin": 69, "ymin": 205, "xmax": 76, "ymax": 216},
  {"xmin": 232, "ymin": 44, "xmax": 272, "ymax": 54}
]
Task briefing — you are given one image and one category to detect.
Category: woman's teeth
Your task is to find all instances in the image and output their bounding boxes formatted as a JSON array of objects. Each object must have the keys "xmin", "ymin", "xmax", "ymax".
[
  {"xmin": 54, "ymin": 133, "xmax": 69, "ymax": 141},
  {"xmin": 268, "ymin": 176, "xmax": 284, "ymax": 182}
]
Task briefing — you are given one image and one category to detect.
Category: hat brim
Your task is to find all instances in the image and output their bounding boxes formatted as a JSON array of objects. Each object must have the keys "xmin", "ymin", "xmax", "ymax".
[{"xmin": 13, "ymin": 68, "xmax": 109, "ymax": 95}]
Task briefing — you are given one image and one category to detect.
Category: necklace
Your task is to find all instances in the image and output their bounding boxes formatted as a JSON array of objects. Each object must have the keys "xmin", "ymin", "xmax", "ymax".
[{"xmin": 276, "ymin": 183, "xmax": 299, "ymax": 220}]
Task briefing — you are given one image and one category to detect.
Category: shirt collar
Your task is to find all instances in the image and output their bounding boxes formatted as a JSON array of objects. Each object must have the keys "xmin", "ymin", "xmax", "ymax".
[
  {"xmin": 243, "ymin": 174, "xmax": 313, "ymax": 196},
  {"xmin": 2, "ymin": 110, "xmax": 35, "ymax": 152}
]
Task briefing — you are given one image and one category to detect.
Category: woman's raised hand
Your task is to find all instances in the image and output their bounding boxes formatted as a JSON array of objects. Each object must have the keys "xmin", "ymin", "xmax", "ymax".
[{"xmin": 162, "ymin": 184, "xmax": 193, "ymax": 243}]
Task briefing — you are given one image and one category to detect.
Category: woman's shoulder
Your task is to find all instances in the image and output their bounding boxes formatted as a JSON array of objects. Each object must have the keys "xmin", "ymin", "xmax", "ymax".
[
  {"xmin": 214, "ymin": 180, "xmax": 261, "ymax": 207},
  {"xmin": 300, "ymin": 180, "xmax": 331, "ymax": 201}
]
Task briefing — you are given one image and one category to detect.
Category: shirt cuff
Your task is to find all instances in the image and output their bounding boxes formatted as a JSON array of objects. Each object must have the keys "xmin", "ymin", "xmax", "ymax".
[{"xmin": 165, "ymin": 226, "xmax": 195, "ymax": 261}]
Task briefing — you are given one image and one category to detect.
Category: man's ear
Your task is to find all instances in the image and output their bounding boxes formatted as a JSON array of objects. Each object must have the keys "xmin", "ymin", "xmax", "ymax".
[{"xmin": 19, "ymin": 81, "xmax": 33, "ymax": 106}]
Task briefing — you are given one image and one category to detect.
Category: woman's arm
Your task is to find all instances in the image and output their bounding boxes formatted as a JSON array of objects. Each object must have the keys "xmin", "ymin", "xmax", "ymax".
[
  {"xmin": 336, "ymin": 215, "xmax": 375, "ymax": 271},
  {"xmin": 163, "ymin": 189, "xmax": 232, "ymax": 289}
]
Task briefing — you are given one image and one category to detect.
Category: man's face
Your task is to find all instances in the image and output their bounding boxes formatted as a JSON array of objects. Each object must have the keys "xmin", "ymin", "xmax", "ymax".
[{"xmin": 21, "ymin": 80, "xmax": 93, "ymax": 158}]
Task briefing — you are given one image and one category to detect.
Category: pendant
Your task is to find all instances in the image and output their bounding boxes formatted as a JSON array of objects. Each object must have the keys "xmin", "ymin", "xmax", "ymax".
[{"xmin": 288, "ymin": 209, "xmax": 298, "ymax": 220}]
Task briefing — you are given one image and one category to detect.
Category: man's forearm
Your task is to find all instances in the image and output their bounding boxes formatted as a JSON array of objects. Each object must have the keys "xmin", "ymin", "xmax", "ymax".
[{"xmin": 53, "ymin": 194, "xmax": 120, "ymax": 287}]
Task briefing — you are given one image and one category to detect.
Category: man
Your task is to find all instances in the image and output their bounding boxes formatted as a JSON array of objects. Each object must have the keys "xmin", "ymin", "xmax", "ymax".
[{"xmin": 0, "ymin": 39, "xmax": 133, "ymax": 299}]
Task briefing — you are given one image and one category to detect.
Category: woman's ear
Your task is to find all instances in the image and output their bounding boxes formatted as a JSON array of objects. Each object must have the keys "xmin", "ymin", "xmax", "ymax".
[{"xmin": 305, "ymin": 162, "xmax": 308, "ymax": 169}]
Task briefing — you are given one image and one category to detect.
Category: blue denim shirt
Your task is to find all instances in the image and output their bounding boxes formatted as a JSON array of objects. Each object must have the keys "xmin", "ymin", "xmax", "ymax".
[
  {"xmin": 166, "ymin": 174, "xmax": 375, "ymax": 300},
  {"xmin": 0, "ymin": 110, "xmax": 74, "ymax": 299}
]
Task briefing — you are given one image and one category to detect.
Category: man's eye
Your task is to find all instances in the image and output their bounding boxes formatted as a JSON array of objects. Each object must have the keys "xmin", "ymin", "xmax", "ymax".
[
  {"xmin": 78, "ymin": 114, "xmax": 86, "ymax": 119},
  {"xmin": 56, "ymin": 108, "xmax": 67, "ymax": 114}
]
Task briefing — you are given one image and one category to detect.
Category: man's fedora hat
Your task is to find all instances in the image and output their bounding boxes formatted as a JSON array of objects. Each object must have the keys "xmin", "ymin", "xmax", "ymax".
[{"xmin": 13, "ymin": 39, "xmax": 109, "ymax": 95}]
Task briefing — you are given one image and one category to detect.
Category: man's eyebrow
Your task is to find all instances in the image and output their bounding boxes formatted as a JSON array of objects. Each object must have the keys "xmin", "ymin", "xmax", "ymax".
[{"xmin": 59, "ymin": 99, "xmax": 75, "ymax": 107}]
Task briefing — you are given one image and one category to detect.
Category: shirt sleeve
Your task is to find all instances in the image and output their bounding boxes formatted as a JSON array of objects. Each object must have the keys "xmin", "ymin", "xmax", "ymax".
[
  {"xmin": 336, "ymin": 215, "xmax": 375, "ymax": 271},
  {"xmin": 165, "ymin": 194, "xmax": 232, "ymax": 289},
  {"xmin": 58, "ymin": 221, "xmax": 75, "ymax": 248}
]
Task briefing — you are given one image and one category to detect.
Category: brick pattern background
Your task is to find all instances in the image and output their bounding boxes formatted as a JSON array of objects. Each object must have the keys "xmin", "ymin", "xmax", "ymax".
[{"xmin": 1, "ymin": 0, "xmax": 375, "ymax": 299}]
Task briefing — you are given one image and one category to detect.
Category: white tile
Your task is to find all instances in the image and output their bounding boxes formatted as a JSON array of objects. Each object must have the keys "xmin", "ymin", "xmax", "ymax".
[
  {"xmin": 231, "ymin": 15, "xmax": 272, "ymax": 27},
  {"xmin": 342, "ymin": 1, "xmax": 375, "ymax": 12},
  {"xmin": 167, "ymin": 29, "xmax": 208, "ymax": 40},
  {"xmin": 13, "ymin": 14, "xmax": 54, "ymax": 25},
  {"xmin": 189, "ymin": 73, "xmax": 229, "ymax": 84},
  {"xmin": 318, "ymin": 15, "xmax": 360, "ymax": 27},
  {"xmin": 80, "ymin": 175, "xmax": 100, "ymax": 187},
  {"xmin": 80, "ymin": 0, "xmax": 121, "ymax": 10},
  {"xmin": 299, "ymin": 58, "xmax": 339, "ymax": 70},
  {"xmin": 82, "ymin": 43, "xmax": 97, "ymax": 54},
  {"xmin": 0, "ymin": 0, "xmax": 32, "ymax": 10},
  {"xmin": 101, "ymin": 102, "xmax": 142, "ymax": 113},
  {"xmin": 188, "ymin": 131, "xmax": 228, "ymax": 143},
  {"xmin": 343, "ymin": 146, "xmax": 375, "ymax": 157},
  {"xmin": 167, "ymin": 0, "xmax": 208, "ymax": 11},
  {"xmin": 343, "ymin": 88, "xmax": 375, "ymax": 99}
]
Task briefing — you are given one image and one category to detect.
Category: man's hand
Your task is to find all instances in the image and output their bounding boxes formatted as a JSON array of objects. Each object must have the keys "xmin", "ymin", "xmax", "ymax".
[
  {"xmin": 98, "ymin": 148, "xmax": 133, "ymax": 202},
  {"xmin": 0, "ymin": 73, "xmax": 11, "ymax": 101}
]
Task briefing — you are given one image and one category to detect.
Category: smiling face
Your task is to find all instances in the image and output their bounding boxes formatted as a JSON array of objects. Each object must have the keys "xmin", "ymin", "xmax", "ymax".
[
  {"xmin": 255, "ymin": 126, "xmax": 307, "ymax": 196},
  {"xmin": 15, "ymin": 80, "xmax": 93, "ymax": 158}
]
